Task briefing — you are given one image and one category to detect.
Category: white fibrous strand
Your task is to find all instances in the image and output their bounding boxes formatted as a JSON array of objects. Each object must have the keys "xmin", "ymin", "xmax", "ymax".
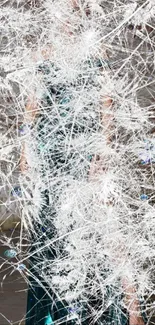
[{"xmin": 0, "ymin": 0, "xmax": 155, "ymax": 324}]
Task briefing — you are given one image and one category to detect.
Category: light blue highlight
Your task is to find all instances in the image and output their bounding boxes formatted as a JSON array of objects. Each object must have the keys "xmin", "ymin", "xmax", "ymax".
[
  {"xmin": 45, "ymin": 313, "xmax": 54, "ymax": 325},
  {"xmin": 140, "ymin": 194, "xmax": 148, "ymax": 201}
]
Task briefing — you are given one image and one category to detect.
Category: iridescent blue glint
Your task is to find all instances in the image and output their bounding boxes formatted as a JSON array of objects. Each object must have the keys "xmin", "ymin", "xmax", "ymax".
[
  {"xmin": 87, "ymin": 155, "xmax": 93, "ymax": 161},
  {"xmin": 17, "ymin": 263, "xmax": 26, "ymax": 271},
  {"xmin": 19, "ymin": 124, "xmax": 32, "ymax": 135},
  {"xmin": 69, "ymin": 307, "xmax": 79, "ymax": 313},
  {"xmin": 4, "ymin": 249, "xmax": 17, "ymax": 258},
  {"xmin": 140, "ymin": 139, "xmax": 155, "ymax": 164},
  {"xmin": 140, "ymin": 194, "xmax": 148, "ymax": 201},
  {"xmin": 11, "ymin": 186, "xmax": 22, "ymax": 197}
]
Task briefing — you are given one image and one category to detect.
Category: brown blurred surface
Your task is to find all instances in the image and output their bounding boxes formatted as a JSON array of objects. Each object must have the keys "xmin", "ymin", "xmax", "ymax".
[{"xmin": 0, "ymin": 229, "xmax": 27, "ymax": 325}]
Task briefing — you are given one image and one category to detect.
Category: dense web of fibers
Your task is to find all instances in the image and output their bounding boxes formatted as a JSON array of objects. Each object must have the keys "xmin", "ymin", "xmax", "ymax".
[{"xmin": 0, "ymin": 0, "xmax": 155, "ymax": 324}]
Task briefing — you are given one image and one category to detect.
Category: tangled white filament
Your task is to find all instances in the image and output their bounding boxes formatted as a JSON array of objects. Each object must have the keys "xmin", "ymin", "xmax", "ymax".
[{"xmin": 0, "ymin": 1, "xmax": 155, "ymax": 324}]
